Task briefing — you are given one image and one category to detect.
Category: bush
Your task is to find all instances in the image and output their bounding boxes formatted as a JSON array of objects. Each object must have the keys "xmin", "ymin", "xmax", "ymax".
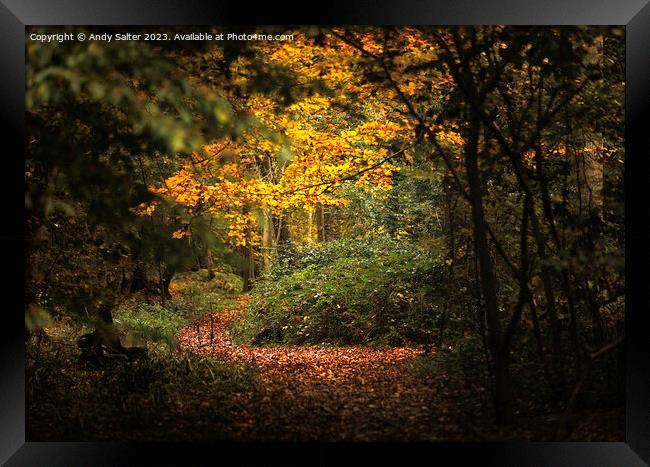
[{"xmin": 229, "ymin": 236, "xmax": 448, "ymax": 346}]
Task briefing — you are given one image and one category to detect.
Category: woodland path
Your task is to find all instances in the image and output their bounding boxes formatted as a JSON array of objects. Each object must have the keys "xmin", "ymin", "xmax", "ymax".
[{"xmin": 177, "ymin": 296, "xmax": 471, "ymax": 441}]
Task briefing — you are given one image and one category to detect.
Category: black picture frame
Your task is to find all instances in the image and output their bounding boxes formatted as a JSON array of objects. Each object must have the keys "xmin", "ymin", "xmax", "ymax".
[{"xmin": 2, "ymin": 1, "xmax": 649, "ymax": 465}]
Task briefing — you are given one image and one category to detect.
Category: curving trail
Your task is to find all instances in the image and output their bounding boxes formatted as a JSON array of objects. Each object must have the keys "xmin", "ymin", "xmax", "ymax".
[{"xmin": 177, "ymin": 297, "xmax": 469, "ymax": 441}]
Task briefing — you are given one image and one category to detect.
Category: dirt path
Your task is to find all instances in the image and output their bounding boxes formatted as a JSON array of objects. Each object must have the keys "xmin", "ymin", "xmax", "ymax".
[{"xmin": 177, "ymin": 298, "xmax": 470, "ymax": 441}]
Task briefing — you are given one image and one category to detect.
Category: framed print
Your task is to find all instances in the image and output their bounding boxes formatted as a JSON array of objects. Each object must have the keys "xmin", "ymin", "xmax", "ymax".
[{"xmin": 2, "ymin": 0, "xmax": 649, "ymax": 465}]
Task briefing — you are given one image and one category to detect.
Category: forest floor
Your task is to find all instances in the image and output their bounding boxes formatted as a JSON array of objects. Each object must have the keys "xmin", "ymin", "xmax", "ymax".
[
  {"xmin": 177, "ymin": 296, "xmax": 469, "ymax": 441},
  {"xmin": 26, "ymin": 275, "xmax": 623, "ymax": 442},
  {"xmin": 177, "ymin": 294, "xmax": 624, "ymax": 442}
]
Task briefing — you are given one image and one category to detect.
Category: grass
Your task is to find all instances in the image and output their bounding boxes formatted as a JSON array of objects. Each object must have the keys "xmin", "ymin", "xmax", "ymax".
[
  {"xmin": 115, "ymin": 270, "xmax": 242, "ymax": 348},
  {"xmin": 26, "ymin": 269, "xmax": 258, "ymax": 441},
  {"xmin": 27, "ymin": 328, "xmax": 259, "ymax": 440}
]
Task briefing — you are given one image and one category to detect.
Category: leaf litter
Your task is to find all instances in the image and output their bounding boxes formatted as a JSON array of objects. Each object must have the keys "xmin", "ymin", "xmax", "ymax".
[{"xmin": 177, "ymin": 297, "xmax": 469, "ymax": 441}]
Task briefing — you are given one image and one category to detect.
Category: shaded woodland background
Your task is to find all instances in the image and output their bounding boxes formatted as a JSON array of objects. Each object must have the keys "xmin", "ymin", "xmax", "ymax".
[{"xmin": 26, "ymin": 26, "xmax": 625, "ymax": 441}]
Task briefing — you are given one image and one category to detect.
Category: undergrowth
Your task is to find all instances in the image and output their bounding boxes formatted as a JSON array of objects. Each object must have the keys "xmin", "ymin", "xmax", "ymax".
[
  {"xmin": 115, "ymin": 270, "xmax": 242, "ymax": 348},
  {"xmin": 26, "ymin": 324, "xmax": 258, "ymax": 440},
  {"xmin": 229, "ymin": 236, "xmax": 449, "ymax": 346},
  {"xmin": 26, "ymin": 269, "xmax": 256, "ymax": 441}
]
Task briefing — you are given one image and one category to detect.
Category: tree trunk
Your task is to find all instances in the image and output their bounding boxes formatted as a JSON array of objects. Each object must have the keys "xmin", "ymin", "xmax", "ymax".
[
  {"xmin": 205, "ymin": 248, "xmax": 215, "ymax": 280},
  {"xmin": 261, "ymin": 205, "xmax": 275, "ymax": 269},
  {"xmin": 316, "ymin": 203, "xmax": 326, "ymax": 242},
  {"xmin": 463, "ymin": 113, "xmax": 514, "ymax": 425},
  {"xmin": 161, "ymin": 267, "xmax": 174, "ymax": 301},
  {"xmin": 510, "ymin": 151, "xmax": 567, "ymax": 400},
  {"xmin": 306, "ymin": 207, "xmax": 315, "ymax": 243},
  {"xmin": 129, "ymin": 264, "xmax": 148, "ymax": 294},
  {"xmin": 437, "ymin": 175, "xmax": 456, "ymax": 347},
  {"xmin": 577, "ymin": 34, "xmax": 604, "ymax": 218},
  {"xmin": 577, "ymin": 150, "xmax": 604, "ymax": 217},
  {"xmin": 77, "ymin": 304, "xmax": 125, "ymax": 355},
  {"xmin": 277, "ymin": 214, "xmax": 291, "ymax": 243},
  {"xmin": 242, "ymin": 227, "xmax": 256, "ymax": 292}
]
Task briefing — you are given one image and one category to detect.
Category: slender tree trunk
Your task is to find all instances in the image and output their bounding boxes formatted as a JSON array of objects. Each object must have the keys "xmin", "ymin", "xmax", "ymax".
[
  {"xmin": 437, "ymin": 175, "xmax": 455, "ymax": 347},
  {"xmin": 261, "ymin": 205, "xmax": 275, "ymax": 269},
  {"xmin": 241, "ymin": 225, "xmax": 255, "ymax": 292},
  {"xmin": 157, "ymin": 262, "xmax": 166, "ymax": 307},
  {"xmin": 579, "ymin": 34, "xmax": 604, "ymax": 218},
  {"xmin": 511, "ymin": 154, "xmax": 567, "ymax": 400},
  {"xmin": 161, "ymin": 267, "xmax": 174, "ymax": 300},
  {"xmin": 316, "ymin": 203, "xmax": 326, "ymax": 242},
  {"xmin": 535, "ymin": 145, "xmax": 582, "ymax": 367},
  {"xmin": 577, "ymin": 152, "xmax": 603, "ymax": 217},
  {"xmin": 277, "ymin": 214, "xmax": 290, "ymax": 243},
  {"xmin": 306, "ymin": 207, "xmax": 315, "ymax": 243},
  {"xmin": 463, "ymin": 113, "xmax": 514, "ymax": 425},
  {"xmin": 205, "ymin": 248, "xmax": 215, "ymax": 280}
]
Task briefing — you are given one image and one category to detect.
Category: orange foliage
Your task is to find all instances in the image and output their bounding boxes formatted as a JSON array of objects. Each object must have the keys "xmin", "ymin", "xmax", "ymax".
[{"xmin": 147, "ymin": 29, "xmax": 461, "ymax": 248}]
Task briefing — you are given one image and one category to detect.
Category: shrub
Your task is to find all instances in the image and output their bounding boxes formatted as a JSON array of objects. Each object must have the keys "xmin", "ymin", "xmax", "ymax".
[{"xmin": 229, "ymin": 236, "xmax": 448, "ymax": 346}]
